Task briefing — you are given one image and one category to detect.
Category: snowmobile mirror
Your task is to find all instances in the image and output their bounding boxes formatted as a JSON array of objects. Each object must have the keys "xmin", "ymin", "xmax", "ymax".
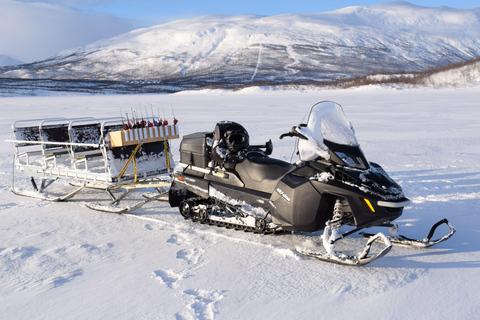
[
  {"xmin": 280, "ymin": 126, "xmax": 307, "ymax": 140},
  {"xmin": 249, "ymin": 139, "xmax": 273, "ymax": 155},
  {"xmin": 265, "ymin": 139, "xmax": 273, "ymax": 155}
]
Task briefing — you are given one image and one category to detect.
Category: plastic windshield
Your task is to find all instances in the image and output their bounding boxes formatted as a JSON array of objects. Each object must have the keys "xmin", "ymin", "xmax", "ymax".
[{"xmin": 297, "ymin": 101, "xmax": 359, "ymax": 162}]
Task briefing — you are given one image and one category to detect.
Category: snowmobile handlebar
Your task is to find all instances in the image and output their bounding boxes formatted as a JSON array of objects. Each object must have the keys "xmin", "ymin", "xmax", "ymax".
[{"xmin": 279, "ymin": 126, "xmax": 308, "ymax": 140}]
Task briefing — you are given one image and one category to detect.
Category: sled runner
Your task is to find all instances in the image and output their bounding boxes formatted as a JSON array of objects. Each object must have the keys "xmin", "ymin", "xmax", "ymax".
[
  {"xmin": 169, "ymin": 101, "xmax": 455, "ymax": 265},
  {"xmin": 7, "ymin": 116, "xmax": 179, "ymax": 213}
]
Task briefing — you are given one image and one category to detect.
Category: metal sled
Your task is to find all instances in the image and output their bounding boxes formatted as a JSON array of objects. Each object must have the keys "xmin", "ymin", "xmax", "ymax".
[{"xmin": 6, "ymin": 116, "xmax": 179, "ymax": 213}]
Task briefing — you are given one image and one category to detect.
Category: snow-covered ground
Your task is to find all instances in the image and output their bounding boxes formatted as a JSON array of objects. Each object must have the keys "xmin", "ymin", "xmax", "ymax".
[{"xmin": 1, "ymin": 86, "xmax": 479, "ymax": 319}]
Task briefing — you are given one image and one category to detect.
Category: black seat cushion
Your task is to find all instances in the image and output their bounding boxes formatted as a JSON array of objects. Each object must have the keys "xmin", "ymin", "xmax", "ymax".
[{"xmin": 235, "ymin": 152, "xmax": 294, "ymax": 193}]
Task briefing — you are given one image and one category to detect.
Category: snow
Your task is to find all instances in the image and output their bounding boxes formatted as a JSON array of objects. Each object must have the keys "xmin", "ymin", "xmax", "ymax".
[
  {"xmin": 0, "ymin": 54, "xmax": 23, "ymax": 67},
  {"xmin": 1, "ymin": 86, "xmax": 480, "ymax": 319},
  {"xmin": 2, "ymin": 2, "xmax": 480, "ymax": 85}
]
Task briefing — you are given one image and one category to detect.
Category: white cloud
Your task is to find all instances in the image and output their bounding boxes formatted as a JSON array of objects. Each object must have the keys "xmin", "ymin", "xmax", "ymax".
[
  {"xmin": 13, "ymin": 0, "xmax": 119, "ymax": 10},
  {"xmin": 0, "ymin": 0, "xmax": 135, "ymax": 62}
]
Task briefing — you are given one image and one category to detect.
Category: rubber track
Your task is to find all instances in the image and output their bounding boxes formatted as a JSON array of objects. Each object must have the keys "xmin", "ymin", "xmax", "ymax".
[
  {"xmin": 182, "ymin": 198, "xmax": 279, "ymax": 235},
  {"xmin": 186, "ymin": 214, "xmax": 277, "ymax": 235}
]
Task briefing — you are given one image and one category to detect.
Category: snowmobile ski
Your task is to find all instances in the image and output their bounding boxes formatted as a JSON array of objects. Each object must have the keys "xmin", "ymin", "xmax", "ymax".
[
  {"xmin": 360, "ymin": 218, "xmax": 456, "ymax": 248},
  {"xmin": 85, "ymin": 191, "xmax": 168, "ymax": 214},
  {"xmin": 296, "ymin": 232, "xmax": 393, "ymax": 266},
  {"xmin": 12, "ymin": 182, "xmax": 85, "ymax": 202}
]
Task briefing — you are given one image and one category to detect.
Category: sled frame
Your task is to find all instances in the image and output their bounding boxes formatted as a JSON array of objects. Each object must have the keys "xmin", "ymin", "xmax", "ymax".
[{"xmin": 7, "ymin": 116, "xmax": 179, "ymax": 213}]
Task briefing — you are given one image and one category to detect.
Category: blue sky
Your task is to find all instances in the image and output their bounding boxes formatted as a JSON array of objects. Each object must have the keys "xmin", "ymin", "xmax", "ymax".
[
  {"xmin": 14, "ymin": 0, "xmax": 480, "ymax": 25},
  {"xmin": 1, "ymin": 0, "xmax": 479, "ymax": 63}
]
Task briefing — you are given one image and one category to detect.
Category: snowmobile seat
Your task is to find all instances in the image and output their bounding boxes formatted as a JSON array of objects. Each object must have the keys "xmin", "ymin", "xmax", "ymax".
[{"xmin": 235, "ymin": 152, "xmax": 294, "ymax": 194}]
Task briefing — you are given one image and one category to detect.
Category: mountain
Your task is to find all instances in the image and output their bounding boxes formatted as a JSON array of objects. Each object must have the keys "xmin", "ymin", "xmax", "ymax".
[
  {"xmin": 1, "ymin": 1, "xmax": 479, "ymax": 89},
  {"xmin": 0, "ymin": 54, "xmax": 23, "ymax": 67}
]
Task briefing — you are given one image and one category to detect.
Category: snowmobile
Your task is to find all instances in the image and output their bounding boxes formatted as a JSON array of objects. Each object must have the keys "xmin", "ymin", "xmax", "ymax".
[{"xmin": 169, "ymin": 101, "xmax": 455, "ymax": 265}]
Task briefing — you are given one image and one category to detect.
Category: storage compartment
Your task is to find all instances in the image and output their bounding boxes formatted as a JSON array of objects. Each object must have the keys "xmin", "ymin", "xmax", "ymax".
[{"xmin": 180, "ymin": 132, "xmax": 213, "ymax": 168}]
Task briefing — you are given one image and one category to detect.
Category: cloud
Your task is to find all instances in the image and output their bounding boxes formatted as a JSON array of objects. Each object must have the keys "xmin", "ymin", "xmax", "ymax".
[
  {"xmin": 14, "ymin": 0, "xmax": 119, "ymax": 10},
  {"xmin": 0, "ymin": 0, "xmax": 135, "ymax": 62}
]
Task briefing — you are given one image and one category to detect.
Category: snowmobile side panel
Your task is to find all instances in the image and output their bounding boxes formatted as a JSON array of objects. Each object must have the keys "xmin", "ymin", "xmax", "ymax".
[
  {"xmin": 210, "ymin": 182, "xmax": 271, "ymax": 208},
  {"xmin": 183, "ymin": 167, "xmax": 205, "ymax": 178},
  {"xmin": 175, "ymin": 175, "xmax": 210, "ymax": 199},
  {"xmin": 204, "ymin": 170, "xmax": 245, "ymax": 188},
  {"xmin": 270, "ymin": 177, "xmax": 329, "ymax": 232},
  {"xmin": 309, "ymin": 178, "xmax": 404, "ymax": 229}
]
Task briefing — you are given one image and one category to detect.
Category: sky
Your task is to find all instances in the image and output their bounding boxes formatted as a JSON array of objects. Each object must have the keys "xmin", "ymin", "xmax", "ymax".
[{"xmin": 1, "ymin": 0, "xmax": 479, "ymax": 63}]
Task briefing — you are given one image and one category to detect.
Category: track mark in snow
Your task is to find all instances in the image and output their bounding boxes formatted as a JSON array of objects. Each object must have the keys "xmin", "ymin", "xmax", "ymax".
[
  {"xmin": 2, "ymin": 246, "xmax": 40, "ymax": 260},
  {"xmin": 176, "ymin": 248, "xmax": 204, "ymax": 265},
  {"xmin": 0, "ymin": 202, "xmax": 17, "ymax": 210},
  {"xmin": 330, "ymin": 284, "xmax": 353, "ymax": 295},
  {"xmin": 167, "ymin": 234, "xmax": 181, "ymax": 244},
  {"xmin": 167, "ymin": 232, "xmax": 193, "ymax": 245},
  {"xmin": 180, "ymin": 289, "xmax": 225, "ymax": 320},
  {"xmin": 50, "ymin": 269, "xmax": 83, "ymax": 289},
  {"xmin": 0, "ymin": 245, "xmax": 93, "ymax": 294},
  {"xmin": 77, "ymin": 243, "xmax": 115, "ymax": 261},
  {"xmin": 152, "ymin": 269, "xmax": 183, "ymax": 289},
  {"xmin": 144, "ymin": 223, "xmax": 153, "ymax": 230}
]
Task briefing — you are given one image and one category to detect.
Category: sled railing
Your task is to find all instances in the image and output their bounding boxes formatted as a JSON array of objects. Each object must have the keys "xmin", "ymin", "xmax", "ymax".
[
  {"xmin": 7, "ymin": 116, "xmax": 180, "ymax": 213},
  {"xmin": 7, "ymin": 117, "xmax": 180, "ymax": 184}
]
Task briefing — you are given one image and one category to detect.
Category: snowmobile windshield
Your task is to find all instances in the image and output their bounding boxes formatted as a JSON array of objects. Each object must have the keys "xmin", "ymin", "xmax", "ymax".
[{"xmin": 296, "ymin": 101, "xmax": 365, "ymax": 168}]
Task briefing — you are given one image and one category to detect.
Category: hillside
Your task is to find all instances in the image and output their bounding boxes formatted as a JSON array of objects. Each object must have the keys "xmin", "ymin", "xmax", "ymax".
[
  {"xmin": 424, "ymin": 59, "xmax": 480, "ymax": 86},
  {"xmin": 1, "ymin": 1, "xmax": 479, "ymax": 90}
]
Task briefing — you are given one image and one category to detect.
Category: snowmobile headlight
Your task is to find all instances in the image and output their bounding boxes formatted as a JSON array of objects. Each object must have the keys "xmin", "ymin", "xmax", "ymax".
[
  {"xmin": 362, "ymin": 198, "xmax": 376, "ymax": 213},
  {"xmin": 335, "ymin": 151, "xmax": 367, "ymax": 170}
]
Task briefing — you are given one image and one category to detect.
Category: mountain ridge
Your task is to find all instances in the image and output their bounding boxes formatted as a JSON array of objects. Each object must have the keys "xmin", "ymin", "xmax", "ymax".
[{"xmin": 1, "ymin": 2, "xmax": 479, "ymax": 90}]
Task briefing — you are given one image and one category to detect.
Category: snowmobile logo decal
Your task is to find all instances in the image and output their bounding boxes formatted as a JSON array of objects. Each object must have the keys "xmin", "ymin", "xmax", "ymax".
[{"xmin": 276, "ymin": 188, "xmax": 291, "ymax": 204}]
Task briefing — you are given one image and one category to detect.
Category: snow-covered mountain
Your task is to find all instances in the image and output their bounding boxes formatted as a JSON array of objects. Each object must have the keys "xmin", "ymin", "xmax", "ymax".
[
  {"xmin": 1, "ymin": 1, "xmax": 480, "ymax": 88},
  {"xmin": 0, "ymin": 54, "xmax": 23, "ymax": 67}
]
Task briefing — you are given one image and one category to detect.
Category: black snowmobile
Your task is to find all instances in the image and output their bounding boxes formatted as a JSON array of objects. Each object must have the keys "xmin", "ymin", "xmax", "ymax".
[{"xmin": 169, "ymin": 101, "xmax": 455, "ymax": 265}]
